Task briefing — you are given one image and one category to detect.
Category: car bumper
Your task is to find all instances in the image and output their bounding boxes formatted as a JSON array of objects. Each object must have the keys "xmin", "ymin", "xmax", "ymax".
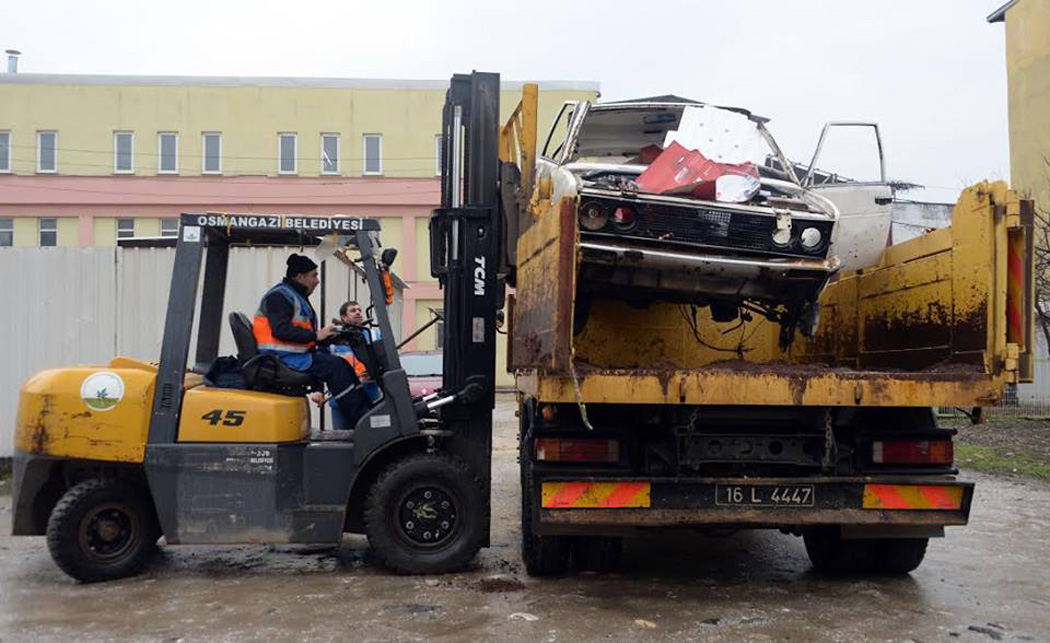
[{"xmin": 579, "ymin": 241, "xmax": 837, "ymax": 301}]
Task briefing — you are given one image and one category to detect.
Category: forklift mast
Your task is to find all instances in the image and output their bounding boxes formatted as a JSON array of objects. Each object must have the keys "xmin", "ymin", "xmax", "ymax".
[{"xmin": 429, "ymin": 72, "xmax": 504, "ymax": 522}]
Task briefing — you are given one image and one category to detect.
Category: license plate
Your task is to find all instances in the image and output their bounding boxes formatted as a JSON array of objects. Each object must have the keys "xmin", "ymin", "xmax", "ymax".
[{"xmin": 715, "ymin": 484, "xmax": 815, "ymax": 507}]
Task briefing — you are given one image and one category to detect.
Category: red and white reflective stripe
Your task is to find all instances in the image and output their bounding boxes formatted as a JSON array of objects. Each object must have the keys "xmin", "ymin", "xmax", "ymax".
[
  {"xmin": 256, "ymin": 341, "xmax": 311, "ymax": 353},
  {"xmin": 862, "ymin": 484, "xmax": 964, "ymax": 510},
  {"xmin": 541, "ymin": 482, "xmax": 650, "ymax": 508}
]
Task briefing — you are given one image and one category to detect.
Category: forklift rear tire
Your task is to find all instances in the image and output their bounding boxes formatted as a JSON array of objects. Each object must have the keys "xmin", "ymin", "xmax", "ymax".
[
  {"xmin": 46, "ymin": 478, "xmax": 159, "ymax": 583},
  {"xmin": 364, "ymin": 454, "xmax": 485, "ymax": 575},
  {"xmin": 803, "ymin": 527, "xmax": 878, "ymax": 575}
]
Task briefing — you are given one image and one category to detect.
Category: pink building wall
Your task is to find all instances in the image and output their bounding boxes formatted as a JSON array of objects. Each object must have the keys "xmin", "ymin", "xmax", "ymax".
[{"xmin": 0, "ymin": 174, "xmax": 442, "ymax": 349}]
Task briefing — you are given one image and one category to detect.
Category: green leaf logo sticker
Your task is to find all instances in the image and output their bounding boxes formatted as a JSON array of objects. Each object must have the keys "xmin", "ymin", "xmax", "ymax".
[{"xmin": 80, "ymin": 371, "xmax": 125, "ymax": 412}]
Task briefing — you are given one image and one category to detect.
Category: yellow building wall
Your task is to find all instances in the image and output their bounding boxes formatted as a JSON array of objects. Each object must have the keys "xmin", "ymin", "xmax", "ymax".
[
  {"xmin": 0, "ymin": 82, "xmax": 597, "ymax": 178},
  {"xmin": 136, "ymin": 217, "xmax": 160, "ymax": 237},
  {"xmin": 1004, "ymin": 0, "xmax": 1050, "ymax": 213},
  {"xmin": 13, "ymin": 217, "xmax": 36, "ymax": 246},
  {"xmin": 93, "ymin": 217, "xmax": 116, "ymax": 246},
  {"xmin": 378, "ymin": 216, "xmax": 403, "ymax": 257},
  {"xmin": 414, "ymin": 298, "xmax": 444, "ymax": 350},
  {"xmin": 56, "ymin": 218, "xmax": 78, "ymax": 246},
  {"xmin": 415, "ymin": 217, "xmax": 433, "ymax": 284}
]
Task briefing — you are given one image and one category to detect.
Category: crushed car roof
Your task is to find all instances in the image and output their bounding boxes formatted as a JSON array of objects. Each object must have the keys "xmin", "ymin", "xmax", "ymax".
[{"xmin": 595, "ymin": 96, "xmax": 769, "ymax": 124}]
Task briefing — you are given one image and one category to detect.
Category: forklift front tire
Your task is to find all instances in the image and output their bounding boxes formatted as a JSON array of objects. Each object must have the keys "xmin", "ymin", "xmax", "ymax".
[
  {"xmin": 364, "ymin": 454, "xmax": 486, "ymax": 575},
  {"xmin": 46, "ymin": 478, "xmax": 160, "ymax": 583}
]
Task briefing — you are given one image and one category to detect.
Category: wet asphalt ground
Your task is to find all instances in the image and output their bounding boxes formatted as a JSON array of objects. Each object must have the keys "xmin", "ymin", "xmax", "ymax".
[{"xmin": 1, "ymin": 400, "xmax": 1048, "ymax": 642}]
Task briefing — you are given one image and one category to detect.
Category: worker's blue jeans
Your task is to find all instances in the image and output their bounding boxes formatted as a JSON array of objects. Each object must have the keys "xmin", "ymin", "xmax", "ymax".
[{"xmin": 306, "ymin": 351, "xmax": 372, "ymax": 430}]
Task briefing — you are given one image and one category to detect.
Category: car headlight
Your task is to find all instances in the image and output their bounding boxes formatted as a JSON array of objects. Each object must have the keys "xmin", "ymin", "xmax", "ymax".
[
  {"xmin": 800, "ymin": 226, "xmax": 823, "ymax": 250},
  {"xmin": 579, "ymin": 201, "xmax": 609, "ymax": 231},
  {"xmin": 771, "ymin": 227, "xmax": 792, "ymax": 246},
  {"xmin": 612, "ymin": 206, "xmax": 637, "ymax": 231}
]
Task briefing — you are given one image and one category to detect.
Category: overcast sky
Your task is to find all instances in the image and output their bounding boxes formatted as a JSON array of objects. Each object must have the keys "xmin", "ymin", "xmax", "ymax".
[{"xmin": 1, "ymin": 0, "xmax": 1010, "ymax": 202}]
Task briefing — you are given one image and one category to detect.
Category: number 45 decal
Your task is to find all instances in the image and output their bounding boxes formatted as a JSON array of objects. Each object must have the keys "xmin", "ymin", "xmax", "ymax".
[{"xmin": 201, "ymin": 409, "xmax": 247, "ymax": 426}]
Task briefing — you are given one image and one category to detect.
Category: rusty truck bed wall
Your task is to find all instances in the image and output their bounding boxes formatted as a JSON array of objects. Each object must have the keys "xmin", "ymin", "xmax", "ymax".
[{"xmin": 511, "ymin": 181, "xmax": 1034, "ymax": 408}]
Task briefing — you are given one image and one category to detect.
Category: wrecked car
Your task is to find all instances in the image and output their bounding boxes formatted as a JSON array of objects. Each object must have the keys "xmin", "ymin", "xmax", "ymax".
[{"xmin": 534, "ymin": 98, "xmax": 892, "ymax": 343}]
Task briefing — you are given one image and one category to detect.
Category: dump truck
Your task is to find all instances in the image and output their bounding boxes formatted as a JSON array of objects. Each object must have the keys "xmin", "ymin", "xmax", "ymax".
[{"xmin": 468, "ymin": 75, "xmax": 1037, "ymax": 575}]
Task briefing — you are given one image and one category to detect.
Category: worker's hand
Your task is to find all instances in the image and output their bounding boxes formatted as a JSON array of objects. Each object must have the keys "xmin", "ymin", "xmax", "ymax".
[
  {"xmin": 316, "ymin": 324, "xmax": 338, "ymax": 341},
  {"xmin": 308, "ymin": 391, "xmax": 325, "ymax": 407}
]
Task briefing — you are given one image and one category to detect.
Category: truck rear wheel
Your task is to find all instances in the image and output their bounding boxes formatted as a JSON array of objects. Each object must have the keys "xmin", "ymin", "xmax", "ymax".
[
  {"xmin": 803, "ymin": 527, "xmax": 878, "ymax": 575},
  {"xmin": 875, "ymin": 538, "xmax": 928, "ymax": 575},
  {"xmin": 364, "ymin": 453, "xmax": 485, "ymax": 574},
  {"xmin": 519, "ymin": 399, "xmax": 570, "ymax": 576},
  {"xmin": 46, "ymin": 478, "xmax": 159, "ymax": 583},
  {"xmin": 572, "ymin": 536, "xmax": 623, "ymax": 573},
  {"xmin": 520, "ymin": 499, "xmax": 570, "ymax": 576}
]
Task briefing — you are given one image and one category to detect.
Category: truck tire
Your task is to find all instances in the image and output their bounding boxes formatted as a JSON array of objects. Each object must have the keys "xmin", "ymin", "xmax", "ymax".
[
  {"xmin": 521, "ymin": 488, "xmax": 570, "ymax": 576},
  {"xmin": 803, "ymin": 527, "xmax": 878, "ymax": 575},
  {"xmin": 519, "ymin": 399, "xmax": 570, "ymax": 576},
  {"xmin": 364, "ymin": 453, "xmax": 485, "ymax": 575},
  {"xmin": 46, "ymin": 478, "xmax": 159, "ymax": 583},
  {"xmin": 875, "ymin": 538, "xmax": 928, "ymax": 575},
  {"xmin": 572, "ymin": 536, "xmax": 622, "ymax": 573}
]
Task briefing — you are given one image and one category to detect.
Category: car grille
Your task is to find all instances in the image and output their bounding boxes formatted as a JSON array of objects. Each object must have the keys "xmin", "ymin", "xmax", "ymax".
[{"xmin": 580, "ymin": 196, "xmax": 833, "ymax": 259}]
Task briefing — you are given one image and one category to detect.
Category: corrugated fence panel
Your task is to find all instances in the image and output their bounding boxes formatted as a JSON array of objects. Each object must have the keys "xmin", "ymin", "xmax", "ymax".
[
  {"xmin": 117, "ymin": 247, "xmax": 177, "ymax": 362},
  {"xmin": 1016, "ymin": 331, "xmax": 1050, "ymax": 405},
  {"xmin": 2, "ymin": 248, "xmax": 119, "ymax": 456},
  {"xmin": 4, "ymin": 246, "xmax": 404, "ymax": 456}
]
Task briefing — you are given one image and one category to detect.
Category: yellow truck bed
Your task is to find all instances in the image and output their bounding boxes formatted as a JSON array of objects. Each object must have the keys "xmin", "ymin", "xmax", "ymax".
[{"xmin": 511, "ymin": 182, "xmax": 1035, "ymax": 408}]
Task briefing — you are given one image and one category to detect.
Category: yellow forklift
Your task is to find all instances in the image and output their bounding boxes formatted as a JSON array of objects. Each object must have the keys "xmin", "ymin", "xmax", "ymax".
[{"xmin": 12, "ymin": 96, "xmax": 507, "ymax": 586}]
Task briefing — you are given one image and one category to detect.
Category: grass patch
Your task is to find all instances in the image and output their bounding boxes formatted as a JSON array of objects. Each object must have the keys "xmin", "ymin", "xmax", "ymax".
[{"xmin": 956, "ymin": 444, "xmax": 1050, "ymax": 482}]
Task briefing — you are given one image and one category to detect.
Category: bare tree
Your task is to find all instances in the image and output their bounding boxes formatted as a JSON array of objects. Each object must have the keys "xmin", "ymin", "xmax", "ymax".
[{"xmin": 1033, "ymin": 159, "xmax": 1050, "ymax": 355}]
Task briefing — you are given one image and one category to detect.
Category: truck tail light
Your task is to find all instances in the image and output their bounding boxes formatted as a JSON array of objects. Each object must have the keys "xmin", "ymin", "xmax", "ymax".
[
  {"xmin": 535, "ymin": 438, "xmax": 619, "ymax": 463},
  {"xmin": 872, "ymin": 439, "xmax": 953, "ymax": 465}
]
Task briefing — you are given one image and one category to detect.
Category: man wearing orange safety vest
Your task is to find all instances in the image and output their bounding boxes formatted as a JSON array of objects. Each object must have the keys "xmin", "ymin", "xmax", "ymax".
[
  {"xmin": 254, "ymin": 254, "xmax": 371, "ymax": 429},
  {"xmin": 312, "ymin": 300, "xmax": 383, "ymax": 429}
]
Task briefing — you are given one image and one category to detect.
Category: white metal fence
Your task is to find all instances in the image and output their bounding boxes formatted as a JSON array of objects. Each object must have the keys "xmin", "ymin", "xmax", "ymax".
[
  {"xmin": 1, "ymin": 247, "xmax": 399, "ymax": 457},
  {"xmin": 938, "ymin": 332, "xmax": 1050, "ymax": 419}
]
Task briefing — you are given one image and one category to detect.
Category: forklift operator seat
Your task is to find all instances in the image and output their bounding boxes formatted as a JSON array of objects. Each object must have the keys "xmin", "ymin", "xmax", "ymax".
[{"xmin": 228, "ymin": 312, "xmax": 318, "ymax": 393}]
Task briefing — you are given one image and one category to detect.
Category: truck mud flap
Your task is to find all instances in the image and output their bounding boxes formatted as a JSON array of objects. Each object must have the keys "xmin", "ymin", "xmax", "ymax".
[{"xmin": 536, "ymin": 476, "xmax": 973, "ymax": 530}]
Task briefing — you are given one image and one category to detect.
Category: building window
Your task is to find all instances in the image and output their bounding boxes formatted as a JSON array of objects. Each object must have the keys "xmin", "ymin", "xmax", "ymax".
[
  {"xmin": 117, "ymin": 217, "xmax": 135, "ymax": 240},
  {"xmin": 0, "ymin": 131, "xmax": 10, "ymax": 173},
  {"xmin": 435, "ymin": 309, "xmax": 445, "ymax": 349},
  {"xmin": 0, "ymin": 218, "xmax": 12, "ymax": 246},
  {"xmin": 39, "ymin": 218, "xmax": 57, "ymax": 246},
  {"xmin": 321, "ymin": 133, "xmax": 340, "ymax": 175},
  {"xmin": 278, "ymin": 133, "xmax": 297, "ymax": 174},
  {"xmin": 202, "ymin": 132, "xmax": 222, "ymax": 174},
  {"xmin": 160, "ymin": 218, "xmax": 179, "ymax": 237},
  {"xmin": 37, "ymin": 131, "xmax": 57, "ymax": 173},
  {"xmin": 363, "ymin": 134, "xmax": 382, "ymax": 175},
  {"xmin": 114, "ymin": 132, "xmax": 134, "ymax": 174},
  {"xmin": 434, "ymin": 134, "xmax": 444, "ymax": 176},
  {"xmin": 158, "ymin": 132, "xmax": 178, "ymax": 174}
]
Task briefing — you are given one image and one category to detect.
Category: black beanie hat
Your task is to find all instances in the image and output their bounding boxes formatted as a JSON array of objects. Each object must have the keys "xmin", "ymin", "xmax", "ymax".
[{"xmin": 286, "ymin": 253, "xmax": 318, "ymax": 279}]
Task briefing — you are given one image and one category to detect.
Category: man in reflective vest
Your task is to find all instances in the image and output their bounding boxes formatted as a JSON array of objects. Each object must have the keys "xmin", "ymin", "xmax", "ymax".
[
  {"xmin": 313, "ymin": 300, "xmax": 383, "ymax": 429},
  {"xmin": 254, "ymin": 253, "xmax": 371, "ymax": 428}
]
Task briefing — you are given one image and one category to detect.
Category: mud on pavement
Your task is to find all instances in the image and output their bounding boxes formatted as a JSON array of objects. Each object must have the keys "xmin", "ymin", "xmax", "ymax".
[{"xmin": 1, "ymin": 401, "xmax": 1048, "ymax": 642}]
